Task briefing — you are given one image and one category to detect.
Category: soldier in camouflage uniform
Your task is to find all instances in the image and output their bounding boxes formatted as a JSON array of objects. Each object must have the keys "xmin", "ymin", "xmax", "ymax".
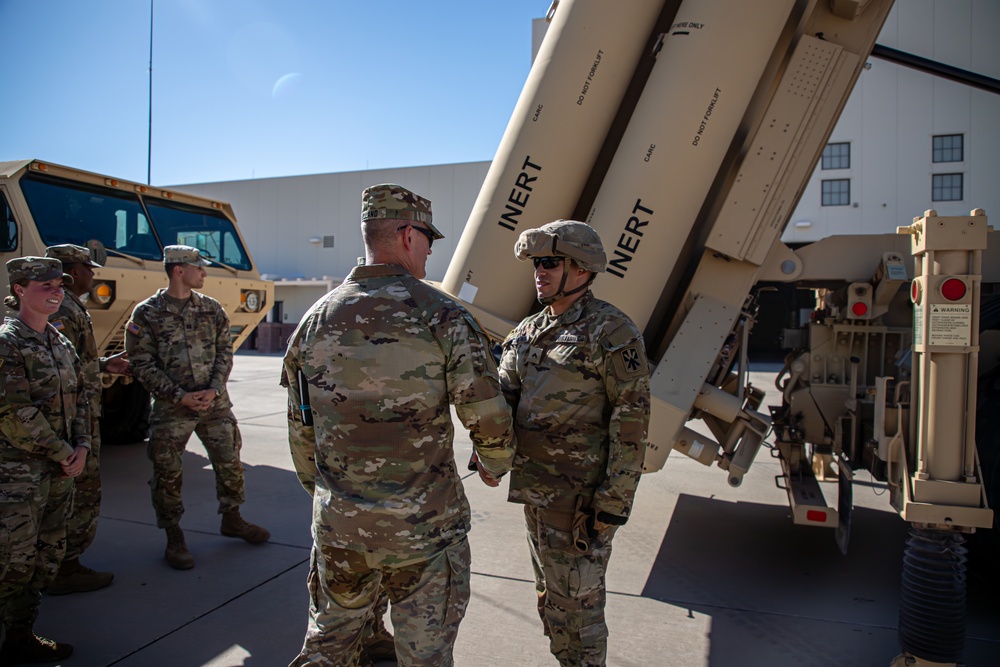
[
  {"xmin": 499, "ymin": 221, "xmax": 651, "ymax": 667},
  {"xmin": 126, "ymin": 245, "xmax": 269, "ymax": 571},
  {"xmin": 44, "ymin": 244, "xmax": 130, "ymax": 595},
  {"xmin": 0, "ymin": 257, "xmax": 90, "ymax": 664},
  {"xmin": 283, "ymin": 184, "xmax": 515, "ymax": 667}
]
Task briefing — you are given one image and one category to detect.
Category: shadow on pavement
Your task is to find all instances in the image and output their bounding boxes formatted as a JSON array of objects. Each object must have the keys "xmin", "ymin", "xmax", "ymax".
[
  {"xmin": 640, "ymin": 494, "xmax": 1000, "ymax": 667},
  {"xmin": 37, "ymin": 444, "xmax": 313, "ymax": 667}
]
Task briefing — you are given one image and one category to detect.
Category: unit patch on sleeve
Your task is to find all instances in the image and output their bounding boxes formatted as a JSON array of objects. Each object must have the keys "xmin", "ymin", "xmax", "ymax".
[{"xmin": 612, "ymin": 342, "xmax": 647, "ymax": 380}]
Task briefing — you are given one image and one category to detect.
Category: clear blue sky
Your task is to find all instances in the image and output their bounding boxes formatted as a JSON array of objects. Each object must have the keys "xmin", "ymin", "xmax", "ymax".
[{"xmin": 0, "ymin": 0, "xmax": 544, "ymax": 185}]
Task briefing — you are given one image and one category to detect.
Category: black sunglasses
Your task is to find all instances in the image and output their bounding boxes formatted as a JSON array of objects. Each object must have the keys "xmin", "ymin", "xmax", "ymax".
[
  {"xmin": 532, "ymin": 256, "xmax": 564, "ymax": 270},
  {"xmin": 398, "ymin": 224, "xmax": 435, "ymax": 248}
]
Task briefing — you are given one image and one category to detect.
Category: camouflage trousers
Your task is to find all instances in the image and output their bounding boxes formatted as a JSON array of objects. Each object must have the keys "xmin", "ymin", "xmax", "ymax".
[
  {"xmin": 0, "ymin": 454, "xmax": 73, "ymax": 629},
  {"xmin": 290, "ymin": 538, "xmax": 471, "ymax": 667},
  {"xmin": 364, "ymin": 587, "xmax": 392, "ymax": 645},
  {"xmin": 525, "ymin": 504, "xmax": 616, "ymax": 667},
  {"xmin": 147, "ymin": 402, "xmax": 245, "ymax": 529},
  {"xmin": 64, "ymin": 416, "xmax": 102, "ymax": 561}
]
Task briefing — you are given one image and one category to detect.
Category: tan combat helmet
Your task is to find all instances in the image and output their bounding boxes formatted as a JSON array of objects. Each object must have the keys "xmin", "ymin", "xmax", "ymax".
[
  {"xmin": 514, "ymin": 220, "xmax": 607, "ymax": 305},
  {"xmin": 515, "ymin": 219, "xmax": 607, "ymax": 272}
]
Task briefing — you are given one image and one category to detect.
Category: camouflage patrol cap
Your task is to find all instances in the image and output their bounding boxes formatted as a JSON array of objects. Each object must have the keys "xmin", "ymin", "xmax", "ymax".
[
  {"xmin": 163, "ymin": 245, "xmax": 211, "ymax": 266},
  {"xmin": 361, "ymin": 183, "xmax": 444, "ymax": 240},
  {"xmin": 515, "ymin": 220, "xmax": 607, "ymax": 273},
  {"xmin": 6, "ymin": 256, "xmax": 74, "ymax": 285},
  {"xmin": 45, "ymin": 243, "xmax": 102, "ymax": 268}
]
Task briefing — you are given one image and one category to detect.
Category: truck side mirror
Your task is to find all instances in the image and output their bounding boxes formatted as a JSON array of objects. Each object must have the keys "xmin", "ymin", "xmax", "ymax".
[{"xmin": 87, "ymin": 239, "xmax": 108, "ymax": 266}]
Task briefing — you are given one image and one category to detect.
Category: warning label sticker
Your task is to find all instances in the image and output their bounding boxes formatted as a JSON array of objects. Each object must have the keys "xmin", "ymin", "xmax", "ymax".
[{"xmin": 928, "ymin": 303, "xmax": 971, "ymax": 346}]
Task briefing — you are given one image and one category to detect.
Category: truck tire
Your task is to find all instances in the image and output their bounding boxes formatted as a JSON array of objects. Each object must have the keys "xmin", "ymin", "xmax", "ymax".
[{"xmin": 100, "ymin": 380, "xmax": 151, "ymax": 445}]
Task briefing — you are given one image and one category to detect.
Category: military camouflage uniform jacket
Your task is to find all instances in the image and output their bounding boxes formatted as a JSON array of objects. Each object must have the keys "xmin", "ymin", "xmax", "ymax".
[
  {"xmin": 50, "ymin": 291, "xmax": 103, "ymax": 419},
  {"xmin": 499, "ymin": 291, "xmax": 650, "ymax": 523},
  {"xmin": 126, "ymin": 289, "xmax": 232, "ymax": 405},
  {"xmin": 0, "ymin": 317, "xmax": 90, "ymax": 461},
  {"xmin": 283, "ymin": 264, "xmax": 515, "ymax": 557}
]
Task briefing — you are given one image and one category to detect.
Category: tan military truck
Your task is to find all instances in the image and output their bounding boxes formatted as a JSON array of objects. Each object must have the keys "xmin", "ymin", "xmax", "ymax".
[{"xmin": 0, "ymin": 159, "xmax": 273, "ymax": 443}]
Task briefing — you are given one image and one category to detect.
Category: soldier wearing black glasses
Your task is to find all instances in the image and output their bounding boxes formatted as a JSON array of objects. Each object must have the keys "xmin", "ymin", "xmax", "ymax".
[{"xmin": 498, "ymin": 220, "xmax": 651, "ymax": 667}]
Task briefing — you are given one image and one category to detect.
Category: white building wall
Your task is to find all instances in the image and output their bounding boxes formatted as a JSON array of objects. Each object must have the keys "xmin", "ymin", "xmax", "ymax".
[
  {"xmin": 175, "ymin": 161, "xmax": 491, "ymax": 281},
  {"xmin": 175, "ymin": 162, "xmax": 491, "ymax": 323},
  {"xmin": 784, "ymin": 0, "xmax": 1000, "ymax": 242}
]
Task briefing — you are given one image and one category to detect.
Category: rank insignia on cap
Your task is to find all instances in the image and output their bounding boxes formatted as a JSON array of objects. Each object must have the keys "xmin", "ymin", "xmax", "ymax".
[
  {"xmin": 126, "ymin": 321, "xmax": 142, "ymax": 336},
  {"xmin": 51, "ymin": 320, "xmax": 65, "ymax": 331}
]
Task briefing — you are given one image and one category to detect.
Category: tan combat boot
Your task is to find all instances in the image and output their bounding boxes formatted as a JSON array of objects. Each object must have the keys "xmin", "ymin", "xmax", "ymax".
[
  {"xmin": 47, "ymin": 557, "xmax": 114, "ymax": 595},
  {"xmin": 0, "ymin": 626, "xmax": 73, "ymax": 664},
  {"xmin": 165, "ymin": 525, "xmax": 194, "ymax": 570},
  {"xmin": 220, "ymin": 510, "xmax": 270, "ymax": 544}
]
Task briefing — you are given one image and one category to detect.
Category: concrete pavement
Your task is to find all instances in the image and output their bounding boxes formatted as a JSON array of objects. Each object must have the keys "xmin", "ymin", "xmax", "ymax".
[{"xmin": 33, "ymin": 354, "xmax": 1000, "ymax": 666}]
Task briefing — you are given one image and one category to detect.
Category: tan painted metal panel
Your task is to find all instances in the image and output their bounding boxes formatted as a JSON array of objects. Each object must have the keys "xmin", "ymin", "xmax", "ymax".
[
  {"xmin": 441, "ymin": 0, "xmax": 667, "ymax": 327},
  {"xmin": 587, "ymin": 0, "xmax": 797, "ymax": 332}
]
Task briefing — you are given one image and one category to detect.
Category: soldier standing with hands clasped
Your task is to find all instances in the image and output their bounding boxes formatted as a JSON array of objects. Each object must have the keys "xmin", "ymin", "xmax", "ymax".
[
  {"xmin": 44, "ymin": 244, "xmax": 129, "ymax": 595},
  {"xmin": 283, "ymin": 184, "xmax": 515, "ymax": 667},
  {"xmin": 499, "ymin": 221, "xmax": 651, "ymax": 667},
  {"xmin": 0, "ymin": 257, "xmax": 89, "ymax": 664},
  {"xmin": 126, "ymin": 245, "xmax": 269, "ymax": 571}
]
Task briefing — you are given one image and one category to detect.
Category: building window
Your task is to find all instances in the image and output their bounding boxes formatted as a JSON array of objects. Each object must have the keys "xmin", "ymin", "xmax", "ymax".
[
  {"xmin": 821, "ymin": 179, "xmax": 851, "ymax": 206},
  {"xmin": 933, "ymin": 134, "xmax": 963, "ymax": 163},
  {"xmin": 821, "ymin": 142, "xmax": 850, "ymax": 170},
  {"xmin": 932, "ymin": 173, "xmax": 963, "ymax": 202}
]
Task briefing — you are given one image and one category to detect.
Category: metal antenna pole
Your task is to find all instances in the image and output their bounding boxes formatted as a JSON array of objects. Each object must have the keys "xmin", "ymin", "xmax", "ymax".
[{"xmin": 147, "ymin": 0, "xmax": 154, "ymax": 185}]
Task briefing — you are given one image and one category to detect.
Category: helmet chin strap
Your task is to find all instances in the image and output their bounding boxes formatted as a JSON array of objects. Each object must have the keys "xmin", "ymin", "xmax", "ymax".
[{"xmin": 538, "ymin": 259, "xmax": 595, "ymax": 306}]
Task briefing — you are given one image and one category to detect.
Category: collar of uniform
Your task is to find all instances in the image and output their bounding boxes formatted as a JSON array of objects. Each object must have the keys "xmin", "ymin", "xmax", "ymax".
[
  {"xmin": 544, "ymin": 289, "xmax": 593, "ymax": 326},
  {"xmin": 348, "ymin": 263, "xmax": 411, "ymax": 280},
  {"xmin": 5, "ymin": 315, "xmax": 52, "ymax": 343},
  {"xmin": 65, "ymin": 291, "xmax": 86, "ymax": 311},
  {"xmin": 153, "ymin": 287, "xmax": 204, "ymax": 310}
]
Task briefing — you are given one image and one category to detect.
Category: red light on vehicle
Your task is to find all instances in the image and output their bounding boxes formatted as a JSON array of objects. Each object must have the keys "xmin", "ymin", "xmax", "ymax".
[
  {"xmin": 851, "ymin": 302, "xmax": 868, "ymax": 317},
  {"xmin": 941, "ymin": 278, "xmax": 966, "ymax": 301},
  {"xmin": 910, "ymin": 281, "xmax": 921, "ymax": 304},
  {"xmin": 806, "ymin": 510, "xmax": 827, "ymax": 523}
]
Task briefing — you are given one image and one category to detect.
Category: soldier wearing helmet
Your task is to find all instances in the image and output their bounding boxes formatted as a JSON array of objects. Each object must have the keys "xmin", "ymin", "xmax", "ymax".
[{"xmin": 500, "ymin": 220, "xmax": 651, "ymax": 667}]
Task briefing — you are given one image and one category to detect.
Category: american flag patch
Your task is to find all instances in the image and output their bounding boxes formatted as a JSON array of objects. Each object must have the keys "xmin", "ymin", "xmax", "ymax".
[
  {"xmin": 51, "ymin": 319, "xmax": 65, "ymax": 331},
  {"xmin": 126, "ymin": 321, "xmax": 142, "ymax": 336}
]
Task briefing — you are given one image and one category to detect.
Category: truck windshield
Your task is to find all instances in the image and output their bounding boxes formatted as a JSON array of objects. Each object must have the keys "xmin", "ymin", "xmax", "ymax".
[
  {"xmin": 144, "ymin": 199, "xmax": 252, "ymax": 271},
  {"xmin": 21, "ymin": 172, "xmax": 162, "ymax": 261},
  {"xmin": 20, "ymin": 172, "xmax": 252, "ymax": 270}
]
